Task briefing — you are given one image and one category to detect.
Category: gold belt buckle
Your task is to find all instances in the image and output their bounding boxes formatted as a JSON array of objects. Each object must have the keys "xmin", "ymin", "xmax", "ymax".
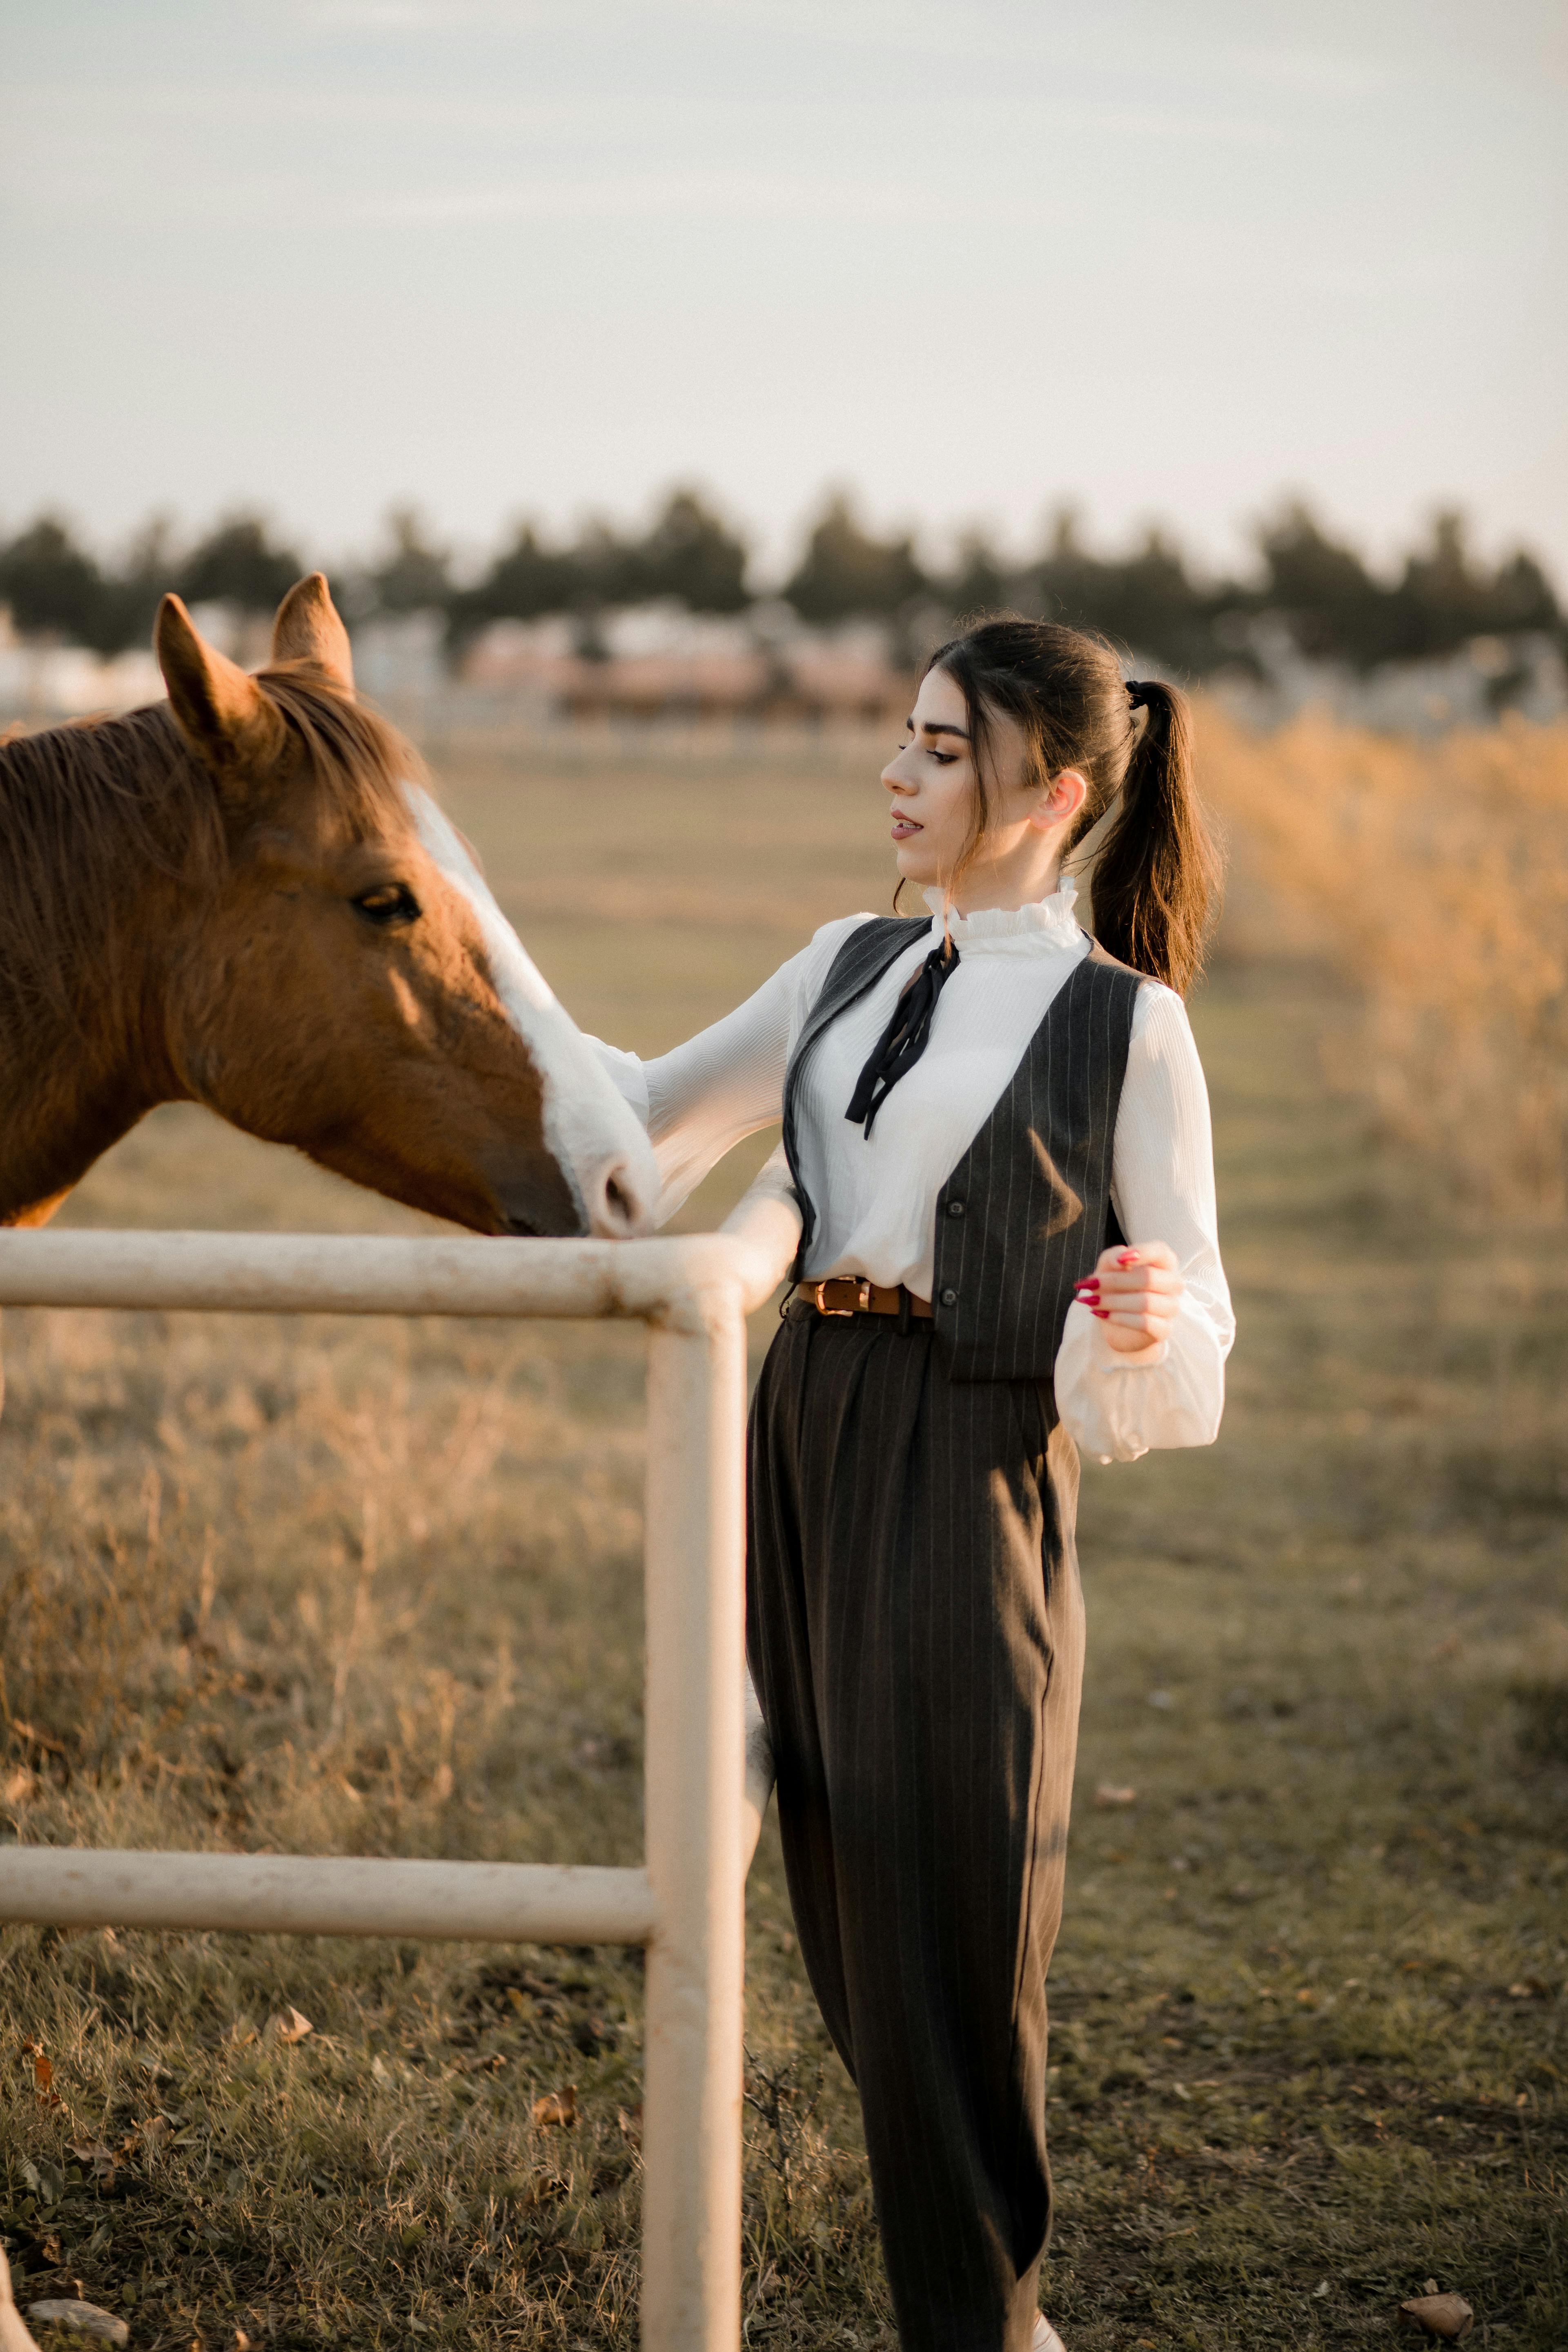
[{"xmin": 813, "ymin": 1278, "xmax": 871, "ymax": 1317}]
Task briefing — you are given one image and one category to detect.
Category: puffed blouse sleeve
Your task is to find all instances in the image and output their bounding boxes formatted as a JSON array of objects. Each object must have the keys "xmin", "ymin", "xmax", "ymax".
[
  {"xmin": 589, "ymin": 915, "xmax": 871, "ymax": 1225},
  {"xmin": 1053, "ymin": 984, "xmax": 1235, "ymax": 1464}
]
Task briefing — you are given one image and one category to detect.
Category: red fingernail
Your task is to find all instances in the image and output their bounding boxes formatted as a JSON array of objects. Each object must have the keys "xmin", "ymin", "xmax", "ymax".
[
  {"xmin": 1118, "ymin": 1252, "xmax": 1138, "ymax": 1267},
  {"xmin": 1092, "ymin": 1307, "xmax": 1109, "ymax": 1320},
  {"xmin": 1075, "ymin": 1282, "xmax": 1099, "ymax": 1295}
]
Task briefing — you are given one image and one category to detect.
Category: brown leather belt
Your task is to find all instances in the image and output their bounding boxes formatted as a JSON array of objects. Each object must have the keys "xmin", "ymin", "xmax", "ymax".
[{"xmin": 803, "ymin": 1276, "xmax": 933, "ymax": 1320}]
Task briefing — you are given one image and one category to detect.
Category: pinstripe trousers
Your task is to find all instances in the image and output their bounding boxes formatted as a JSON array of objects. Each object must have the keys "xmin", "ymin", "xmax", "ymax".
[{"xmin": 746, "ymin": 1303, "xmax": 1087, "ymax": 2352}]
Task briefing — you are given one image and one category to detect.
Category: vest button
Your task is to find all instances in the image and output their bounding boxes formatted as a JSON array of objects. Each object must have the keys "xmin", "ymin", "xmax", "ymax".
[
  {"xmin": 940, "ymin": 1287, "xmax": 958, "ymax": 1307},
  {"xmin": 946, "ymin": 1198, "xmax": 965, "ymax": 1217}
]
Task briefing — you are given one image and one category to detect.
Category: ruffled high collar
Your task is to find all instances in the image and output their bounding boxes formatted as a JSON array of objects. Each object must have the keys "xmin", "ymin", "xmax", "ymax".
[{"xmin": 922, "ymin": 876, "xmax": 1082, "ymax": 955}]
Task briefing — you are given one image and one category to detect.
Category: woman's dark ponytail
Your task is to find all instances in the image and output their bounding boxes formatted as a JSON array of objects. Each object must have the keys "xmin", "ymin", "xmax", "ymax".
[{"xmin": 1087, "ymin": 678, "xmax": 1220, "ymax": 995}]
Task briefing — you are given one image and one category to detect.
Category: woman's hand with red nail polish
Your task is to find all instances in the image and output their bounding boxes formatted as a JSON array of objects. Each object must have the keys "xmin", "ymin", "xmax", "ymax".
[{"xmin": 1078, "ymin": 1238, "xmax": 1182, "ymax": 1353}]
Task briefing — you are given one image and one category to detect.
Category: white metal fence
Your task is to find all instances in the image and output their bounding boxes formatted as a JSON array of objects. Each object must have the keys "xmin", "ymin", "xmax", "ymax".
[{"xmin": 0, "ymin": 1198, "xmax": 797, "ymax": 2352}]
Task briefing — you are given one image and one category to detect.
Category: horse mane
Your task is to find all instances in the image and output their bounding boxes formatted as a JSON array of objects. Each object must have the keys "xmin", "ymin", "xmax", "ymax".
[{"xmin": 0, "ymin": 669, "xmax": 425, "ymax": 1025}]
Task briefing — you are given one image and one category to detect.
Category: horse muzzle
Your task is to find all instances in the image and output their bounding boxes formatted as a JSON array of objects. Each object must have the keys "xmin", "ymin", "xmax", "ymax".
[{"xmin": 496, "ymin": 1141, "xmax": 658, "ymax": 1241}]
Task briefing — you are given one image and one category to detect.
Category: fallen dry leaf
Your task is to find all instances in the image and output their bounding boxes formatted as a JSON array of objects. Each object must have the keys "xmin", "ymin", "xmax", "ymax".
[
  {"xmin": 517, "ymin": 2174, "xmax": 568, "ymax": 2214},
  {"xmin": 272, "ymin": 2008, "xmax": 314, "ymax": 2045},
  {"xmin": 1093, "ymin": 1783, "xmax": 1137, "ymax": 1808},
  {"xmin": 1400, "ymin": 2291, "xmax": 1474, "ymax": 2341},
  {"xmin": 532, "ymin": 2085, "xmax": 578, "ymax": 2129},
  {"xmin": 22, "ymin": 2044, "xmax": 63, "ymax": 2113},
  {"xmin": 25, "ymin": 2303, "xmax": 128, "ymax": 2346}
]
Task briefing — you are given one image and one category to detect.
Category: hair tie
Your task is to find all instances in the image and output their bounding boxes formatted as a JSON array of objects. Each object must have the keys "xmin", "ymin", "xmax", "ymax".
[{"xmin": 1126, "ymin": 679, "xmax": 1155, "ymax": 710}]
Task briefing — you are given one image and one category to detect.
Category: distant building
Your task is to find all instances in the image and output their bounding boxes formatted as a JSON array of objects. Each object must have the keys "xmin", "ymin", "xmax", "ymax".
[
  {"xmin": 457, "ymin": 603, "xmax": 912, "ymax": 727},
  {"xmin": 0, "ymin": 605, "xmax": 163, "ymax": 722}
]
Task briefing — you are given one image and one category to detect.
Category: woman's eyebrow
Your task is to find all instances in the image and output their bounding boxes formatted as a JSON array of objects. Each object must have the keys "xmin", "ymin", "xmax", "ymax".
[{"xmin": 913, "ymin": 718, "xmax": 971, "ymax": 742}]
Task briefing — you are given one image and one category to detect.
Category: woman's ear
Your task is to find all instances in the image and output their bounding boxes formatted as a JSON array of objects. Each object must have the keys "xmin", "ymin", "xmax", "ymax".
[{"xmin": 1031, "ymin": 768, "xmax": 1089, "ymax": 831}]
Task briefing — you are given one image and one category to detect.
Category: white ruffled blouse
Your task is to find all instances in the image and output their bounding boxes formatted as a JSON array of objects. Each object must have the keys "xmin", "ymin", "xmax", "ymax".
[{"xmin": 593, "ymin": 880, "xmax": 1234, "ymax": 1464}]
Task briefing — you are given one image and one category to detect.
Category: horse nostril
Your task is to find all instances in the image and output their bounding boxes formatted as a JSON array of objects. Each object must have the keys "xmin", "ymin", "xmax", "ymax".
[{"xmin": 588, "ymin": 1156, "xmax": 650, "ymax": 1238}]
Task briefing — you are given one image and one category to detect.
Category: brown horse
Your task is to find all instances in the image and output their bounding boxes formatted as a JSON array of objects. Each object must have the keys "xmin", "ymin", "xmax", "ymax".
[{"xmin": 0, "ymin": 577, "xmax": 657, "ymax": 1238}]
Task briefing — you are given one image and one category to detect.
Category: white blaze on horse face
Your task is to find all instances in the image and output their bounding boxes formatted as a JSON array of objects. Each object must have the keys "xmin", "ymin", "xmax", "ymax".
[{"xmin": 406, "ymin": 788, "xmax": 658, "ymax": 1238}]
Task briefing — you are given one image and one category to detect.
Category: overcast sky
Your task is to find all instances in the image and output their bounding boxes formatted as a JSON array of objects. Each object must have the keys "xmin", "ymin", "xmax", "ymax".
[{"xmin": 3, "ymin": 0, "xmax": 1565, "ymax": 586}]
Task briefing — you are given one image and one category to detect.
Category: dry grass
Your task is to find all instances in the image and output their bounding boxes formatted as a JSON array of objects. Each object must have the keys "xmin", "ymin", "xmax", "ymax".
[
  {"xmin": 1202, "ymin": 709, "xmax": 1568, "ymax": 1214},
  {"xmin": 2, "ymin": 719, "xmax": 1566, "ymax": 2350}
]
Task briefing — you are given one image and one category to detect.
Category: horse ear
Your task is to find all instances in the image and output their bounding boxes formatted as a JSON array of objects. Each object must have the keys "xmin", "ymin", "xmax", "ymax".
[
  {"xmin": 271, "ymin": 572, "xmax": 354, "ymax": 691},
  {"xmin": 156, "ymin": 595, "xmax": 286, "ymax": 778}
]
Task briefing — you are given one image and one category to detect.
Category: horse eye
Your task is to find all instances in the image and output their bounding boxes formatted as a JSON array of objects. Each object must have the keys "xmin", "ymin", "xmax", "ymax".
[{"xmin": 353, "ymin": 883, "xmax": 421, "ymax": 927}]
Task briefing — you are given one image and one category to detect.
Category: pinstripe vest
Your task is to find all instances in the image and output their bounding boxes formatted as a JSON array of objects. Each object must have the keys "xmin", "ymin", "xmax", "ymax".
[{"xmin": 782, "ymin": 914, "xmax": 1144, "ymax": 1391}]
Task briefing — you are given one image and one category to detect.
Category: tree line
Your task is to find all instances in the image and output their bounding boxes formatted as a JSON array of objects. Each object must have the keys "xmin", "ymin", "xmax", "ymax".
[{"xmin": 0, "ymin": 487, "xmax": 1560, "ymax": 678}]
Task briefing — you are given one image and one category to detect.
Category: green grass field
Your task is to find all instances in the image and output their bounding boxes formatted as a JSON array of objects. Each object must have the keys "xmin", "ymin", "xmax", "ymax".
[{"xmin": 2, "ymin": 725, "xmax": 1565, "ymax": 2350}]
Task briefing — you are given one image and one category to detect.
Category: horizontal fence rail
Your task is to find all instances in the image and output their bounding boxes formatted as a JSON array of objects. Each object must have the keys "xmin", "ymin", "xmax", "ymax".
[
  {"xmin": 0, "ymin": 1222, "xmax": 789, "ymax": 1326},
  {"xmin": 0, "ymin": 1850, "xmax": 655, "ymax": 1945},
  {"xmin": 0, "ymin": 1184, "xmax": 799, "ymax": 2352}
]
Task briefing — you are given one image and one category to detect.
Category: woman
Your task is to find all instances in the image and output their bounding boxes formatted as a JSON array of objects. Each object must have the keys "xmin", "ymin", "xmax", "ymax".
[{"xmin": 597, "ymin": 619, "xmax": 1234, "ymax": 2352}]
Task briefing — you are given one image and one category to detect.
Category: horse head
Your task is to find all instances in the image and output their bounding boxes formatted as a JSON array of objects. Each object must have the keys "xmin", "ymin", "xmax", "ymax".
[{"xmin": 151, "ymin": 577, "xmax": 657, "ymax": 1238}]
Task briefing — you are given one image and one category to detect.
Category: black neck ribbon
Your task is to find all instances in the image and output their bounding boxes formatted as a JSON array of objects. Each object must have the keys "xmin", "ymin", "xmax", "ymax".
[{"xmin": 844, "ymin": 939, "xmax": 961, "ymax": 1138}]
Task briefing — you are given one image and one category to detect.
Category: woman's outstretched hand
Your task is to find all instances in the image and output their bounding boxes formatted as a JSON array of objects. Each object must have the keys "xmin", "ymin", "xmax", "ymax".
[{"xmin": 1073, "ymin": 1240, "xmax": 1184, "ymax": 1355}]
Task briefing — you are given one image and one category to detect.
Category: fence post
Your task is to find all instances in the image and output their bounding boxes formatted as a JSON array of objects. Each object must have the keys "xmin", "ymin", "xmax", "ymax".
[{"xmin": 639, "ymin": 1299, "xmax": 747, "ymax": 2352}]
